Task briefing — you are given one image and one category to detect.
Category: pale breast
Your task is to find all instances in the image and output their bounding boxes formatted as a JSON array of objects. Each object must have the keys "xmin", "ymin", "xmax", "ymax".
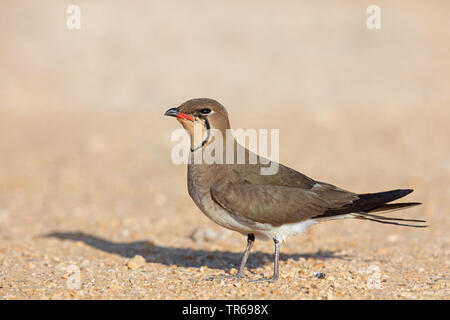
[{"xmin": 187, "ymin": 163, "xmax": 257, "ymax": 235}]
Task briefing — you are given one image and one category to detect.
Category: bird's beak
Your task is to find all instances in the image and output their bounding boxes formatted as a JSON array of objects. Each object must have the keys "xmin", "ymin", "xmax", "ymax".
[{"xmin": 164, "ymin": 108, "xmax": 194, "ymax": 121}]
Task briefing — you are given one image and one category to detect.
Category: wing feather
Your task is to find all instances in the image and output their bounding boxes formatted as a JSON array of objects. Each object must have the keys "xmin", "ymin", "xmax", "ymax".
[{"xmin": 210, "ymin": 176, "xmax": 357, "ymax": 226}]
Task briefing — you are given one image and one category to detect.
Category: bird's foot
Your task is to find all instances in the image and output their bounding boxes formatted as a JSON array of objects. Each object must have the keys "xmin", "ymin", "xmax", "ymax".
[
  {"xmin": 205, "ymin": 273, "xmax": 246, "ymax": 281},
  {"xmin": 248, "ymin": 274, "xmax": 279, "ymax": 283}
]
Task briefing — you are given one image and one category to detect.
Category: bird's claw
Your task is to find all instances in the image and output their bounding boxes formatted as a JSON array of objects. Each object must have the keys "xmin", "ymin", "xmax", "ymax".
[
  {"xmin": 248, "ymin": 275, "xmax": 279, "ymax": 283},
  {"xmin": 205, "ymin": 273, "xmax": 246, "ymax": 281}
]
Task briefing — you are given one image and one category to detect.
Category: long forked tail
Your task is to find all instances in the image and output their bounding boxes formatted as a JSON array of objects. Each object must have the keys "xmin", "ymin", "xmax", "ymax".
[
  {"xmin": 354, "ymin": 202, "xmax": 425, "ymax": 227},
  {"xmin": 322, "ymin": 189, "xmax": 426, "ymax": 228}
]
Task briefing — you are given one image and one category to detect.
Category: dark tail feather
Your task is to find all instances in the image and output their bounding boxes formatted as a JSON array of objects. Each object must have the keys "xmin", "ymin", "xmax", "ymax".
[
  {"xmin": 354, "ymin": 201, "xmax": 426, "ymax": 228},
  {"xmin": 321, "ymin": 189, "xmax": 416, "ymax": 216},
  {"xmin": 318, "ymin": 189, "xmax": 426, "ymax": 227},
  {"xmin": 355, "ymin": 216, "xmax": 427, "ymax": 228},
  {"xmin": 366, "ymin": 202, "xmax": 422, "ymax": 214},
  {"xmin": 352, "ymin": 189, "xmax": 415, "ymax": 211}
]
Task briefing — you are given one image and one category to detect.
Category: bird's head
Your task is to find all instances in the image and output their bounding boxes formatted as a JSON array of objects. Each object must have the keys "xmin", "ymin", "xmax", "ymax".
[{"xmin": 165, "ymin": 98, "xmax": 231, "ymax": 151}]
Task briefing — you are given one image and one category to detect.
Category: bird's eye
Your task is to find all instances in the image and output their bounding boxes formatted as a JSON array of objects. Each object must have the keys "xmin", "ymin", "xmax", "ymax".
[{"xmin": 200, "ymin": 108, "xmax": 211, "ymax": 115}]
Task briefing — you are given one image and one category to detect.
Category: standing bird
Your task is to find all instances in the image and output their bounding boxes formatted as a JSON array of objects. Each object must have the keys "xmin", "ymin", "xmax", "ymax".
[{"xmin": 165, "ymin": 98, "xmax": 425, "ymax": 282}]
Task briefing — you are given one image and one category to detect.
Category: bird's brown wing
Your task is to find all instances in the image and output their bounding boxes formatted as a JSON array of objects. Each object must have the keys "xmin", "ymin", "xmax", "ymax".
[{"xmin": 210, "ymin": 166, "xmax": 358, "ymax": 226}]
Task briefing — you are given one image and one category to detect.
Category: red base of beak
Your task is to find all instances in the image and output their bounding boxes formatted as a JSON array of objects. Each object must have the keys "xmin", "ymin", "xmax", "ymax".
[{"xmin": 176, "ymin": 113, "xmax": 194, "ymax": 121}]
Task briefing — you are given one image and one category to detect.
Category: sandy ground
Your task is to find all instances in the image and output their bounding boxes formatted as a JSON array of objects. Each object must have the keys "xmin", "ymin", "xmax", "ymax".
[
  {"xmin": 0, "ymin": 1, "xmax": 449, "ymax": 299},
  {"xmin": 0, "ymin": 106, "xmax": 448, "ymax": 300}
]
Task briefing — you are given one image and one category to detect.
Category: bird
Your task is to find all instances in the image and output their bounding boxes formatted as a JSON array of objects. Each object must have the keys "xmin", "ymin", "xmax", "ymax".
[{"xmin": 164, "ymin": 98, "xmax": 425, "ymax": 282}]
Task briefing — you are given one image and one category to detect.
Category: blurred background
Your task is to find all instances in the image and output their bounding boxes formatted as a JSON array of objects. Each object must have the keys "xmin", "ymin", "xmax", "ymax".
[
  {"xmin": 1, "ymin": 0, "xmax": 449, "ymax": 110},
  {"xmin": 0, "ymin": 0, "xmax": 448, "ymax": 299}
]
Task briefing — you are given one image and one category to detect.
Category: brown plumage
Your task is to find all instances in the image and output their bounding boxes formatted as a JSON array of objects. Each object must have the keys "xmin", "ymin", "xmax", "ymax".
[{"xmin": 165, "ymin": 98, "xmax": 425, "ymax": 282}]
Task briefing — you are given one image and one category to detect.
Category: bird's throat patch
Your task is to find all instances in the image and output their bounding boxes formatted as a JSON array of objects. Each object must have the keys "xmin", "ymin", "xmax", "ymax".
[{"xmin": 178, "ymin": 116, "xmax": 211, "ymax": 152}]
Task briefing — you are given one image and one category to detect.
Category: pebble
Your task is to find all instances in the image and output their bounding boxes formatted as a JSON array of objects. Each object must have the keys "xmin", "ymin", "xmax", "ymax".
[
  {"xmin": 375, "ymin": 248, "xmax": 388, "ymax": 255},
  {"xmin": 387, "ymin": 234, "xmax": 399, "ymax": 242},
  {"xmin": 121, "ymin": 229, "xmax": 130, "ymax": 238},
  {"xmin": 398, "ymin": 291, "xmax": 416, "ymax": 299},
  {"xmin": 81, "ymin": 260, "xmax": 90, "ymax": 268},
  {"xmin": 313, "ymin": 272, "xmax": 326, "ymax": 279},
  {"xmin": 127, "ymin": 255, "xmax": 146, "ymax": 270}
]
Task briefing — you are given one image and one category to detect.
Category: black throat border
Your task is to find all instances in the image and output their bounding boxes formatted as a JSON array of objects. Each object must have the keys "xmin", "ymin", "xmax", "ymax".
[{"xmin": 190, "ymin": 116, "xmax": 211, "ymax": 152}]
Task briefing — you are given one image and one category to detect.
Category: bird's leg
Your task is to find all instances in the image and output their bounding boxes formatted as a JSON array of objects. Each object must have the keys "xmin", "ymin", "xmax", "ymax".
[
  {"xmin": 249, "ymin": 237, "xmax": 280, "ymax": 282},
  {"xmin": 235, "ymin": 233, "xmax": 255, "ymax": 278},
  {"xmin": 206, "ymin": 233, "xmax": 255, "ymax": 281}
]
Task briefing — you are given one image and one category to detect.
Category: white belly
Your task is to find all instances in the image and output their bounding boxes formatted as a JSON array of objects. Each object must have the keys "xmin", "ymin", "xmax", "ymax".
[
  {"xmin": 256, "ymin": 219, "xmax": 319, "ymax": 242},
  {"xmin": 191, "ymin": 187, "xmax": 320, "ymax": 242}
]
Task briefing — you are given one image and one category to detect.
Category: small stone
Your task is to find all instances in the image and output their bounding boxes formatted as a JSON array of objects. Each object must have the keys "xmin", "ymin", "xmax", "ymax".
[
  {"xmin": 387, "ymin": 234, "xmax": 399, "ymax": 242},
  {"xmin": 121, "ymin": 229, "xmax": 130, "ymax": 238},
  {"xmin": 375, "ymin": 248, "xmax": 388, "ymax": 255},
  {"xmin": 81, "ymin": 260, "xmax": 90, "ymax": 268},
  {"xmin": 399, "ymin": 291, "xmax": 416, "ymax": 299},
  {"xmin": 127, "ymin": 255, "xmax": 146, "ymax": 270},
  {"xmin": 313, "ymin": 272, "xmax": 326, "ymax": 279}
]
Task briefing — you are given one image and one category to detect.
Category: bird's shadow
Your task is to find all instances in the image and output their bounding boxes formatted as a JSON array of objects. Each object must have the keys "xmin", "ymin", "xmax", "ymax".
[{"xmin": 45, "ymin": 231, "xmax": 351, "ymax": 271}]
